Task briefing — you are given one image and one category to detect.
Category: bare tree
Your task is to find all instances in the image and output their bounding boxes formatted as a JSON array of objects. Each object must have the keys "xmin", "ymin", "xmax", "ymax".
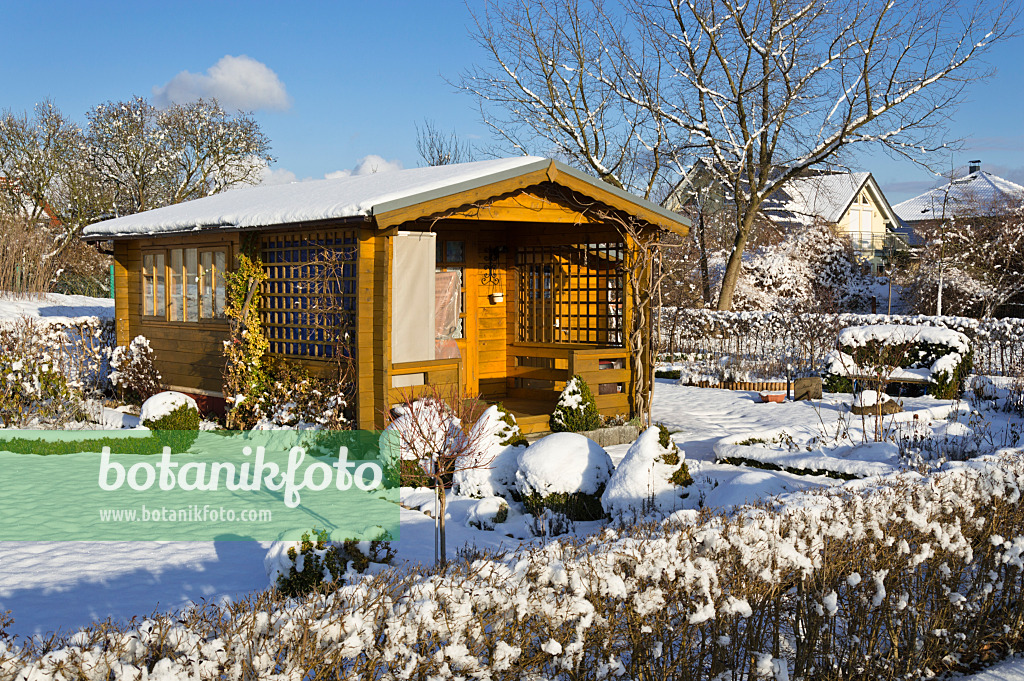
[
  {"xmin": 457, "ymin": 0, "xmax": 682, "ymax": 200},
  {"xmin": 86, "ymin": 96, "xmax": 272, "ymax": 217},
  {"xmin": 460, "ymin": 0, "xmax": 1018, "ymax": 309},
  {"xmin": 385, "ymin": 389, "xmax": 488, "ymax": 566},
  {"xmin": 415, "ymin": 119, "xmax": 474, "ymax": 166}
]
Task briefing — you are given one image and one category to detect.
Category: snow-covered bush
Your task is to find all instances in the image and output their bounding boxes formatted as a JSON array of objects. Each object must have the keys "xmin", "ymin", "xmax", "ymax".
[
  {"xmin": 602, "ymin": 425, "xmax": 692, "ymax": 519},
  {"xmin": 550, "ymin": 375, "xmax": 600, "ymax": 432},
  {"xmin": 108, "ymin": 335, "xmax": 162, "ymax": 404},
  {"xmin": 0, "ymin": 322, "xmax": 80, "ymax": 427},
  {"xmin": 265, "ymin": 528, "xmax": 394, "ymax": 597},
  {"xmin": 247, "ymin": 360, "xmax": 351, "ymax": 430},
  {"xmin": 466, "ymin": 498, "xmax": 509, "ymax": 530},
  {"xmin": 141, "ymin": 391, "xmax": 199, "ymax": 429},
  {"xmin": 452, "ymin": 404, "xmax": 526, "ymax": 499},
  {"xmin": 141, "ymin": 391, "xmax": 200, "ymax": 451},
  {"xmin": 825, "ymin": 324, "xmax": 973, "ymax": 399},
  {"xmin": 515, "ymin": 432, "xmax": 613, "ymax": 520}
]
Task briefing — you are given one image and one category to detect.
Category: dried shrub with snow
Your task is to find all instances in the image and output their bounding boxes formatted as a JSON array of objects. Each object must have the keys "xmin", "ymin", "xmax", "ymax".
[
  {"xmin": 7, "ymin": 453, "xmax": 1024, "ymax": 680},
  {"xmin": 602, "ymin": 425, "xmax": 692, "ymax": 519},
  {"xmin": 550, "ymin": 375, "xmax": 600, "ymax": 433},
  {"xmin": 108, "ymin": 335, "xmax": 162, "ymax": 404},
  {"xmin": 515, "ymin": 432, "xmax": 613, "ymax": 521}
]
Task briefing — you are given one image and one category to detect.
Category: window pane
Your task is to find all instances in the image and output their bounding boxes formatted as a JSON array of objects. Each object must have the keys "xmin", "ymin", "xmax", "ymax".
[
  {"xmin": 200, "ymin": 251, "xmax": 213, "ymax": 319},
  {"xmin": 142, "ymin": 254, "xmax": 153, "ymax": 316},
  {"xmin": 214, "ymin": 251, "xmax": 226, "ymax": 316},
  {"xmin": 155, "ymin": 254, "xmax": 165, "ymax": 318},
  {"xmin": 169, "ymin": 249, "xmax": 183, "ymax": 321},
  {"xmin": 446, "ymin": 241, "xmax": 464, "ymax": 263},
  {"xmin": 185, "ymin": 248, "xmax": 198, "ymax": 322}
]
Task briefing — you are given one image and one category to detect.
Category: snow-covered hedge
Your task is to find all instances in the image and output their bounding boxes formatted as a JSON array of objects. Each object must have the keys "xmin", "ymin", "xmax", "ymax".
[
  {"xmin": 664, "ymin": 308, "xmax": 1024, "ymax": 378},
  {"xmin": 6, "ymin": 452, "xmax": 1024, "ymax": 680},
  {"xmin": 825, "ymin": 324, "xmax": 973, "ymax": 399}
]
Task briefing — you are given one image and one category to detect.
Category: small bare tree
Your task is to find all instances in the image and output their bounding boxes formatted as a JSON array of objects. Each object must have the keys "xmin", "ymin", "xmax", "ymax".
[
  {"xmin": 415, "ymin": 119, "xmax": 474, "ymax": 166},
  {"xmin": 384, "ymin": 387, "xmax": 489, "ymax": 566}
]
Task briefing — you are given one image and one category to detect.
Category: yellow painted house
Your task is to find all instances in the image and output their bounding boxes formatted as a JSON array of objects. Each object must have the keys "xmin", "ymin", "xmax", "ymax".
[
  {"xmin": 83, "ymin": 158, "xmax": 690, "ymax": 432},
  {"xmin": 762, "ymin": 172, "xmax": 902, "ymax": 273},
  {"xmin": 666, "ymin": 164, "xmax": 902, "ymax": 274}
]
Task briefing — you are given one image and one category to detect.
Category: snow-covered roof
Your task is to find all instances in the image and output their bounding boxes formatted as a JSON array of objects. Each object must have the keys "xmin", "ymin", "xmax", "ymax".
[
  {"xmin": 83, "ymin": 157, "xmax": 688, "ymax": 238},
  {"xmin": 665, "ymin": 161, "xmax": 900, "ymax": 228},
  {"xmin": 893, "ymin": 170, "xmax": 1024, "ymax": 223},
  {"xmin": 764, "ymin": 172, "xmax": 871, "ymax": 225}
]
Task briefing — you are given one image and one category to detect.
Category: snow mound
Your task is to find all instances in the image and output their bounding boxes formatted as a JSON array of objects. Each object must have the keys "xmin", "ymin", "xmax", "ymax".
[
  {"xmin": 515, "ymin": 433, "xmax": 613, "ymax": 498},
  {"xmin": 853, "ymin": 390, "xmax": 892, "ymax": 408},
  {"xmin": 452, "ymin": 406, "xmax": 523, "ymax": 498},
  {"xmin": 602, "ymin": 426, "xmax": 688, "ymax": 519},
  {"xmin": 466, "ymin": 497, "xmax": 509, "ymax": 531},
  {"xmin": 140, "ymin": 391, "xmax": 198, "ymax": 424}
]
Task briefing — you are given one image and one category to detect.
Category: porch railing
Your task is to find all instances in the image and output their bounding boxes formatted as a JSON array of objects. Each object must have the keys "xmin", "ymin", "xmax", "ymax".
[
  {"xmin": 387, "ymin": 358, "xmax": 462, "ymax": 407},
  {"xmin": 508, "ymin": 343, "xmax": 630, "ymax": 414}
]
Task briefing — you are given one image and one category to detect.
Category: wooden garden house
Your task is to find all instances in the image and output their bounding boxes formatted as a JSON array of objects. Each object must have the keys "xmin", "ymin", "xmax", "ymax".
[{"xmin": 83, "ymin": 158, "xmax": 690, "ymax": 432}]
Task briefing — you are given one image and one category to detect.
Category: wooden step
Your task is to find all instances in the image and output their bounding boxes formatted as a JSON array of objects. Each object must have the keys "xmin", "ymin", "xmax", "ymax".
[{"xmin": 516, "ymin": 413, "xmax": 551, "ymax": 435}]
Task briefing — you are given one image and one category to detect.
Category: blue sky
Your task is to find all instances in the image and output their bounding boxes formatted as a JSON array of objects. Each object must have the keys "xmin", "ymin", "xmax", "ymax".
[{"xmin": 2, "ymin": 0, "xmax": 1022, "ymax": 204}]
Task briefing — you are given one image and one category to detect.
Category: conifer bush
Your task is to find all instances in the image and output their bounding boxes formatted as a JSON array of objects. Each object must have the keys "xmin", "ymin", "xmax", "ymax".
[{"xmin": 550, "ymin": 375, "xmax": 601, "ymax": 432}]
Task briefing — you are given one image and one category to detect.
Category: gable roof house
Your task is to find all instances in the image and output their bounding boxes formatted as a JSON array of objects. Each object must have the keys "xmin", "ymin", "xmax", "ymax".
[
  {"xmin": 893, "ymin": 162, "xmax": 1024, "ymax": 227},
  {"xmin": 82, "ymin": 157, "xmax": 690, "ymax": 432},
  {"xmin": 665, "ymin": 162, "xmax": 903, "ymax": 274}
]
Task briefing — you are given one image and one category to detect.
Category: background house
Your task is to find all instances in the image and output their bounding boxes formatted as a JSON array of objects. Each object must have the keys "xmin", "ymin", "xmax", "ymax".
[
  {"xmin": 83, "ymin": 157, "xmax": 689, "ymax": 431},
  {"xmin": 666, "ymin": 162, "xmax": 903, "ymax": 274},
  {"xmin": 893, "ymin": 161, "xmax": 1024, "ymax": 227}
]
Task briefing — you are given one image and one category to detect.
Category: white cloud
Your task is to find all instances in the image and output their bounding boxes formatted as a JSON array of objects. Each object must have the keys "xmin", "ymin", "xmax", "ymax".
[
  {"xmin": 325, "ymin": 155, "xmax": 404, "ymax": 178},
  {"xmin": 153, "ymin": 55, "xmax": 291, "ymax": 111},
  {"xmin": 255, "ymin": 155, "xmax": 404, "ymax": 188},
  {"xmin": 259, "ymin": 166, "xmax": 300, "ymax": 186}
]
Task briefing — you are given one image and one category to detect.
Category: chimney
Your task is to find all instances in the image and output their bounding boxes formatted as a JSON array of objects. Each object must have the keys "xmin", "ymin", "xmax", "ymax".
[{"xmin": 969, "ymin": 159, "xmax": 981, "ymax": 174}]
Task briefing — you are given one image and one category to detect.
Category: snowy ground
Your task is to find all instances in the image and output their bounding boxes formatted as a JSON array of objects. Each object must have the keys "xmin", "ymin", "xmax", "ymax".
[
  {"xmin": 0, "ymin": 379, "xmax": 1019, "ymax": 639},
  {"xmin": 959, "ymin": 657, "xmax": 1024, "ymax": 680},
  {"xmin": 0, "ymin": 292, "xmax": 114, "ymax": 326}
]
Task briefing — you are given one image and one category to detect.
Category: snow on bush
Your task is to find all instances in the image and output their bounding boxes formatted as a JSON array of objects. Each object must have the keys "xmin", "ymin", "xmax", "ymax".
[
  {"xmin": 714, "ymin": 427, "xmax": 900, "ymax": 479},
  {"xmin": 550, "ymin": 375, "xmax": 601, "ymax": 432},
  {"xmin": 515, "ymin": 432, "xmax": 612, "ymax": 520},
  {"xmin": 265, "ymin": 528, "xmax": 394, "ymax": 597},
  {"xmin": 825, "ymin": 324, "xmax": 973, "ymax": 399},
  {"xmin": 0, "ymin": 316, "xmax": 113, "ymax": 426},
  {"xmin": 665, "ymin": 308, "xmax": 1023, "ymax": 378},
  {"xmin": 602, "ymin": 426, "xmax": 692, "ymax": 519},
  {"xmin": 466, "ymin": 497, "xmax": 510, "ymax": 530},
  {"xmin": 8, "ymin": 452, "xmax": 1024, "ymax": 680},
  {"xmin": 140, "ymin": 391, "xmax": 199, "ymax": 426},
  {"xmin": 108, "ymin": 335, "xmax": 162, "ymax": 404},
  {"xmin": 452, "ymin": 405, "xmax": 525, "ymax": 499}
]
